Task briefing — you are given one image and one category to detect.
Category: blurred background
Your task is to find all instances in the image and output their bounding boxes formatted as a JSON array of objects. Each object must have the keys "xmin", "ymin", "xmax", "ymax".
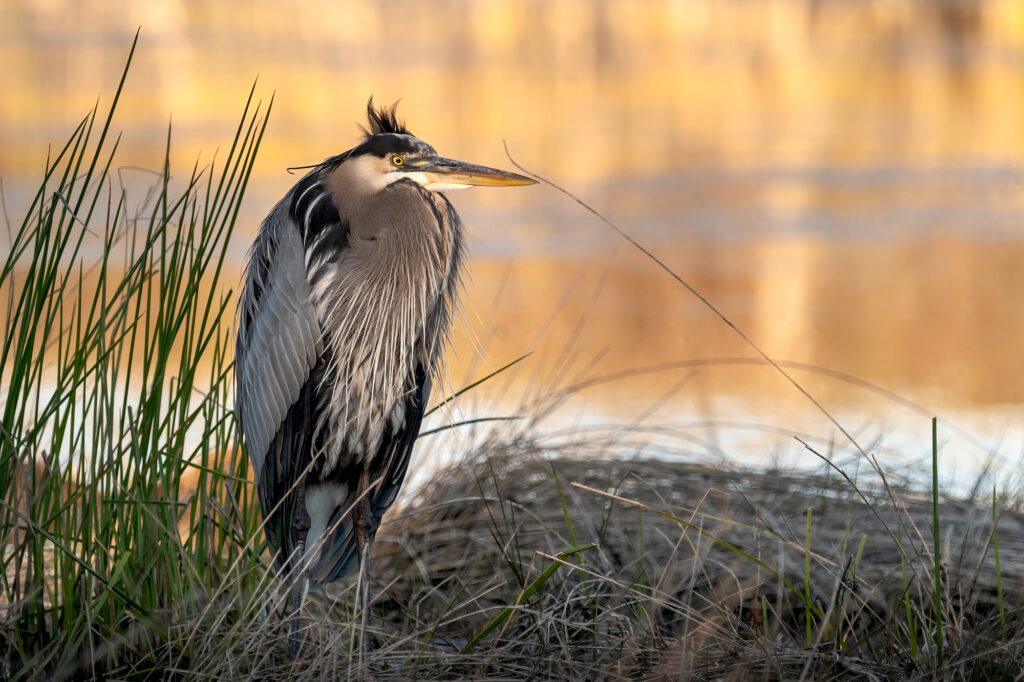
[{"xmin": 2, "ymin": 0, "xmax": 1024, "ymax": 487}]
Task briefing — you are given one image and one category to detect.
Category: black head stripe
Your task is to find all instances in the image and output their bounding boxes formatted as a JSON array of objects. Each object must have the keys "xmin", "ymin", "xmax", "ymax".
[{"xmin": 353, "ymin": 133, "xmax": 424, "ymax": 158}]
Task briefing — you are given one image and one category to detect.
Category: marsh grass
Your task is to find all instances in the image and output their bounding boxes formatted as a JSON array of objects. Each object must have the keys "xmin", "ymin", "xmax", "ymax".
[
  {"xmin": 2, "ymin": 40, "xmax": 1023, "ymax": 681},
  {"xmin": 0, "ymin": 35, "xmax": 271, "ymax": 678}
]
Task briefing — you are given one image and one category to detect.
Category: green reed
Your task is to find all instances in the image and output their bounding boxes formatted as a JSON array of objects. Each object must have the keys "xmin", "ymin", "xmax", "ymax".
[{"xmin": 0, "ymin": 33, "xmax": 270, "ymax": 679}]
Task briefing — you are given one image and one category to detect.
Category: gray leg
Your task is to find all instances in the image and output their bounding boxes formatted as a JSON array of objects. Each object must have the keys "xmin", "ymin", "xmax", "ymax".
[
  {"xmin": 289, "ymin": 483, "xmax": 311, "ymax": 657},
  {"xmin": 354, "ymin": 469, "xmax": 372, "ymax": 676}
]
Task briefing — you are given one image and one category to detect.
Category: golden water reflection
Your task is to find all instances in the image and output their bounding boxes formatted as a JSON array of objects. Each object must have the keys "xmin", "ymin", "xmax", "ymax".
[
  {"xmin": 455, "ymin": 237, "xmax": 1024, "ymax": 409},
  {"xmin": 3, "ymin": 0, "xmax": 1024, "ymax": 477}
]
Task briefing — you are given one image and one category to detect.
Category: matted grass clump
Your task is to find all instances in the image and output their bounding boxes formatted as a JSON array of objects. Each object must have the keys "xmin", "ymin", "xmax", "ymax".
[
  {"xmin": 2, "ymin": 39, "xmax": 1023, "ymax": 681},
  {"xmin": 363, "ymin": 445, "xmax": 1024, "ymax": 680},
  {"xmin": 161, "ymin": 433, "xmax": 1024, "ymax": 680}
]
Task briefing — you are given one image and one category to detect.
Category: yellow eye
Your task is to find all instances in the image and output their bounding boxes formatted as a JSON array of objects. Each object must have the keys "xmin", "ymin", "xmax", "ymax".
[{"xmin": 392, "ymin": 156, "xmax": 404, "ymax": 166}]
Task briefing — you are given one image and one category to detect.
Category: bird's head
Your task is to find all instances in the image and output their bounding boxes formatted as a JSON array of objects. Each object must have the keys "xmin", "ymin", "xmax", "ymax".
[{"xmin": 337, "ymin": 98, "xmax": 536, "ymax": 195}]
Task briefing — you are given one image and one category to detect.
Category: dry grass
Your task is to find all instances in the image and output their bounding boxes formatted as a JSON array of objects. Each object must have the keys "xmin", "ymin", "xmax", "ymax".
[{"xmin": 168, "ymin": 434, "xmax": 1024, "ymax": 681}]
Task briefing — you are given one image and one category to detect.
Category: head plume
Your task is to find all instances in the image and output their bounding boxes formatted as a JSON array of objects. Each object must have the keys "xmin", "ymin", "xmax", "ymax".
[{"xmin": 363, "ymin": 97, "xmax": 410, "ymax": 137}]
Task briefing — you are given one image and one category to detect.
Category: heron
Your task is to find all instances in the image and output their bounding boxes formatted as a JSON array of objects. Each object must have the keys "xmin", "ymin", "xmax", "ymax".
[{"xmin": 234, "ymin": 99, "xmax": 535, "ymax": 648}]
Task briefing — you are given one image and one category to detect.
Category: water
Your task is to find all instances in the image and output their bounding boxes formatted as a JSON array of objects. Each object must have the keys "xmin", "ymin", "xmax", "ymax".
[{"xmin": 3, "ymin": 0, "xmax": 1024, "ymax": 489}]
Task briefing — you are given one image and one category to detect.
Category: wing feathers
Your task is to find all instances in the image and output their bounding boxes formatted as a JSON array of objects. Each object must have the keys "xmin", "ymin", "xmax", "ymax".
[{"xmin": 236, "ymin": 204, "xmax": 322, "ymax": 478}]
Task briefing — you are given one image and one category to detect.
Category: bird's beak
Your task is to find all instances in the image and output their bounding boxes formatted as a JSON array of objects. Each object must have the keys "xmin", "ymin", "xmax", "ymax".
[{"xmin": 418, "ymin": 157, "xmax": 537, "ymax": 189}]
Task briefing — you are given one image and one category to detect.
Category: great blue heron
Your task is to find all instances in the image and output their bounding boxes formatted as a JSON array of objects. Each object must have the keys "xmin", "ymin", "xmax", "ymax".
[{"xmin": 234, "ymin": 99, "xmax": 534, "ymax": 641}]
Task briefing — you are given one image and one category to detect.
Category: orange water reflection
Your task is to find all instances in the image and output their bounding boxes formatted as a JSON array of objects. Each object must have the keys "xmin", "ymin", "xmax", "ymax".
[
  {"xmin": 447, "ymin": 237, "xmax": 1024, "ymax": 437},
  {"xmin": 3, "ymin": 0, "xmax": 1024, "ymax": 477}
]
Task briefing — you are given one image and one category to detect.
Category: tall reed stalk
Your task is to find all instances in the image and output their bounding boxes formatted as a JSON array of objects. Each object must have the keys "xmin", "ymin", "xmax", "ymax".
[{"xmin": 0, "ymin": 35, "xmax": 271, "ymax": 678}]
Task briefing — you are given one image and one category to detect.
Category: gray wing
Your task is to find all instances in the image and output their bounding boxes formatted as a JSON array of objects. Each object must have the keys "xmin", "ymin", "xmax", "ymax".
[
  {"xmin": 237, "ymin": 165, "xmax": 355, "ymax": 574},
  {"xmin": 235, "ymin": 201, "xmax": 323, "ymax": 485}
]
